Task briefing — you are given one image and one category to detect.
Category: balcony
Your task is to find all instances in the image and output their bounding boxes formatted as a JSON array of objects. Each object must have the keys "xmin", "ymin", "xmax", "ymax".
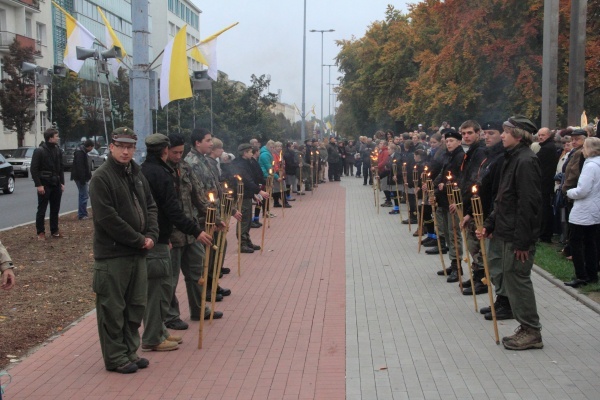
[
  {"xmin": 0, "ymin": 0, "xmax": 40, "ymax": 11},
  {"xmin": 0, "ymin": 31, "xmax": 42, "ymax": 56}
]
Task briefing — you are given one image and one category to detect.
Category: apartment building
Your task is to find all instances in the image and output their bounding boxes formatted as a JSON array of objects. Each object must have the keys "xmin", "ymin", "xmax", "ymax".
[{"xmin": 0, "ymin": 0, "xmax": 53, "ymax": 149}]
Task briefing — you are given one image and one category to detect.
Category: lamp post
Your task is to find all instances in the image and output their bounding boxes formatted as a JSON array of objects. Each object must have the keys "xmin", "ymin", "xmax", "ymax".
[
  {"xmin": 309, "ymin": 28, "xmax": 334, "ymax": 139},
  {"xmin": 301, "ymin": 0, "xmax": 307, "ymax": 141},
  {"xmin": 323, "ymin": 64, "xmax": 336, "ymax": 134}
]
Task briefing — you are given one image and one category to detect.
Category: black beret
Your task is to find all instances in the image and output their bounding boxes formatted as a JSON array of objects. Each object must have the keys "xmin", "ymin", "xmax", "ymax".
[
  {"xmin": 481, "ymin": 121, "xmax": 503, "ymax": 132},
  {"xmin": 442, "ymin": 128, "xmax": 462, "ymax": 141},
  {"xmin": 571, "ymin": 129, "xmax": 587, "ymax": 137},
  {"xmin": 504, "ymin": 115, "xmax": 537, "ymax": 134}
]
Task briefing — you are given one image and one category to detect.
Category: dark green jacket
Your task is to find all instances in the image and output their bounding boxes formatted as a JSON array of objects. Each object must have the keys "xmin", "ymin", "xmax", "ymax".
[{"xmin": 89, "ymin": 155, "xmax": 159, "ymax": 259}]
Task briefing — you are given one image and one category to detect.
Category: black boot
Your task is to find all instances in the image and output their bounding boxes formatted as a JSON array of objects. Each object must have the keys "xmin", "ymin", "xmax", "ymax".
[
  {"xmin": 481, "ymin": 295, "xmax": 514, "ymax": 320},
  {"xmin": 426, "ymin": 237, "xmax": 448, "ymax": 255},
  {"xmin": 460, "ymin": 268, "xmax": 485, "ymax": 289},
  {"xmin": 438, "ymin": 259, "xmax": 456, "ymax": 277},
  {"xmin": 447, "ymin": 261, "xmax": 462, "ymax": 283}
]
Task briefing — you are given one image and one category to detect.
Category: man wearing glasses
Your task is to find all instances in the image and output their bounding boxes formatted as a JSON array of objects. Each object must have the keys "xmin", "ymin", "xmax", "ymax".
[{"xmin": 89, "ymin": 127, "xmax": 159, "ymax": 373}]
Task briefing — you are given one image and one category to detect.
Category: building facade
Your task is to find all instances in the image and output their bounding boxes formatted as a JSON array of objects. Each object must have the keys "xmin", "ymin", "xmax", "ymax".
[{"xmin": 0, "ymin": 0, "xmax": 53, "ymax": 149}]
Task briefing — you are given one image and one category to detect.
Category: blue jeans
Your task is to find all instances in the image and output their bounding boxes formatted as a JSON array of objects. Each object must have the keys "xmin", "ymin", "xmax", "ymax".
[{"xmin": 75, "ymin": 181, "xmax": 89, "ymax": 219}]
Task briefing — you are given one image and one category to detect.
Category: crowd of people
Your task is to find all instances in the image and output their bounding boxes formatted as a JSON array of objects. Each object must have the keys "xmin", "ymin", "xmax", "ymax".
[
  {"xmin": 4, "ymin": 116, "xmax": 599, "ymax": 375},
  {"xmin": 84, "ymin": 127, "xmax": 350, "ymax": 373},
  {"xmin": 361, "ymin": 117, "xmax": 600, "ymax": 351}
]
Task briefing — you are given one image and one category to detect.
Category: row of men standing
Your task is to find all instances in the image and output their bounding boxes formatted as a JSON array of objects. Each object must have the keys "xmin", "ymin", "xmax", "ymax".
[
  {"xmin": 90, "ymin": 127, "xmax": 273, "ymax": 374},
  {"xmin": 373, "ymin": 117, "xmax": 545, "ymax": 350}
]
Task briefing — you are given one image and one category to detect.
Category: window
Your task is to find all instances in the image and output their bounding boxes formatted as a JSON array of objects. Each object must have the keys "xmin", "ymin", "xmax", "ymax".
[
  {"xmin": 36, "ymin": 23, "xmax": 46, "ymax": 45},
  {"xmin": 39, "ymin": 111, "xmax": 47, "ymax": 135},
  {"xmin": 0, "ymin": 9, "xmax": 6, "ymax": 32},
  {"xmin": 26, "ymin": 18, "xmax": 32, "ymax": 38}
]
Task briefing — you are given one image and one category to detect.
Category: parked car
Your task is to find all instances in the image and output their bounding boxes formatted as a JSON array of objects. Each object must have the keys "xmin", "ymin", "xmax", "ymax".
[
  {"xmin": 6, "ymin": 147, "xmax": 34, "ymax": 177},
  {"xmin": 88, "ymin": 148, "xmax": 106, "ymax": 170},
  {"xmin": 0, "ymin": 149, "xmax": 17, "ymax": 159},
  {"xmin": 61, "ymin": 141, "xmax": 80, "ymax": 171},
  {"xmin": 0, "ymin": 153, "xmax": 15, "ymax": 194}
]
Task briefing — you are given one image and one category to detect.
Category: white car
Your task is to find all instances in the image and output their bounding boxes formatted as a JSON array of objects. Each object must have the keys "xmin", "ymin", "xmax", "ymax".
[{"xmin": 6, "ymin": 147, "xmax": 34, "ymax": 178}]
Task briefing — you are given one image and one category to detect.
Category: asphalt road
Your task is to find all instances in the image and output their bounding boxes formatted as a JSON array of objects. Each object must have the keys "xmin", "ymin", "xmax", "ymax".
[{"xmin": 0, "ymin": 172, "xmax": 79, "ymax": 230}]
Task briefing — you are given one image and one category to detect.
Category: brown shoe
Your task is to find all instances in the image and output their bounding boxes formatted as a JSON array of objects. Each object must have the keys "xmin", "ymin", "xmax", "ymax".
[
  {"xmin": 38, "ymin": 233, "xmax": 46, "ymax": 241},
  {"xmin": 166, "ymin": 335, "xmax": 183, "ymax": 344},
  {"xmin": 141, "ymin": 339, "xmax": 179, "ymax": 352},
  {"xmin": 502, "ymin": 325, "xmax": 543, "ymax": 350}
]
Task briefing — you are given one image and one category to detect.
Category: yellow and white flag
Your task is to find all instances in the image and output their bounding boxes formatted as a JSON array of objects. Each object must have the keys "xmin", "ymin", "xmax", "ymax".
[
  {"xmin": 190, "ymin": 22, "xmax": 239, "ymax": 82},
  {"xmin": 97, "ymin": 7, "xmax": 127, "ymax": 76},
  {"xmin": 52, "ymin": 2, "xmax": 96, "ymax": 73},
  {"xmin": 160, "ymin": 25, "xmax": 193, "ymax": 108}
]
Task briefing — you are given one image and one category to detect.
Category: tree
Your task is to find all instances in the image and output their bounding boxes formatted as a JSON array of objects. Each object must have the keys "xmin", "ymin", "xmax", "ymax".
[
  {"xmin": 110, "ymin": 68, "xmax": 133, "ymax": 129},
  {"xmin": 0, "ymin": 39, "xmax": 40, "ymax": 147},
  {"xmin": 46, "ymin": 71, "xmax": 83, "ymax": 142}
]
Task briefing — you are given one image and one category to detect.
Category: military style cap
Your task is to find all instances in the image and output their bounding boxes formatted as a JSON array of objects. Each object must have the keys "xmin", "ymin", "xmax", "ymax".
[
  {"xmin": 503, "ymin": 115, "xmax": 537, "ymax": 134},
  {"xmin": 238, "ymin": 143, "xmax": 253, "ymax": 152},
  {"xmin": 112, "ymin": 127, "xmax": 137, "ymax": 143},
  {"xmin": 145, "ymin": 133, "xmax": 170, "ymax": 148},
  {"xmin": 442, "ymin": 128, "xmax": 462, "ymax": 141},
  {"xmin": 481, "ymin": 121, "xmax": 503, "ymax": 132},
  {"xmin": 570, "ymin": 128, "xmax": 587, "ymax": 137}
]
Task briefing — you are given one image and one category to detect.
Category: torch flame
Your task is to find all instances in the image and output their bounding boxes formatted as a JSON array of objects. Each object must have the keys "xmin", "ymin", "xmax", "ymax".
[
  {"xmin": 235, "ymin": 175, "xmax": 242, "ymax": 181},
  {"xmin": 224, "ymin": 183, "xmax": 228, "ymax": 189},
  {"xmin": 403, "ymin": 162, "xmax": 407, "ymax": 166},
  {"xmin": 472, "ymin": 185, "xmax": 478, "ymax": 194},
  {"xmin": 424, "ymin": 166, "xmax": 428, "ymax": 171},
  {"xmin": 447, "ymin": 172, "xmax": 452, "ymax": 181},
  {"xmin": 208, "ymin": 192, "xmax": 215, "ymax": 202},
  {"xmin": 393, "ymin": 159, "xmax": 397, "ymax": 163},
  {"xmin": 269, "ymin": 169, "xmax": 273, "ymax": 174},
  {"xmin": 427, "ymin": 172, "xmax": 431, "ymax": 177},
  {"xmin": 413, "ymin": 165, "xmax": 417, "ymax": 169}
]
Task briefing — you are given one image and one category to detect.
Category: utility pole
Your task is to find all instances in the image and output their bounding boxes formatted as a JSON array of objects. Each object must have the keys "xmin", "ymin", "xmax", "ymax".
[
  {"xmin": 541, "ymin": 0, "xmax": 559, "ymax": 129},
  {"xmin": 131, "ymin": 0, "xmax": 151, "ymax": 160},
  {"xmin": 309, "ymin": 29, "xmax": 335, "ymax": 139},
  {"xmin": 567, "ymin": 0, "xmax": 587, "ymax": 126},
  {"xmin": 301, "ymin": 0, "xmax": 307, "ymax": 142}
]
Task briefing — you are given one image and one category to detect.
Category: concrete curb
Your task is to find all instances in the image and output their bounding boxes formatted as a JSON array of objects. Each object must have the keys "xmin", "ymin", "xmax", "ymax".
[
  {"xmin": 533, "ymin": 264, "xmax": 600, "ymax": 315},
  {"xmin": 0, "ymin": 209, "xmax": 78, "ymax": 233}
]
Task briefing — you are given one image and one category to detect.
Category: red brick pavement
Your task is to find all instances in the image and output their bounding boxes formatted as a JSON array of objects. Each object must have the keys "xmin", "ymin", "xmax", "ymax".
[{"xmin": 3, "ymin": 183, "xmax": 345, "ymax": 400}]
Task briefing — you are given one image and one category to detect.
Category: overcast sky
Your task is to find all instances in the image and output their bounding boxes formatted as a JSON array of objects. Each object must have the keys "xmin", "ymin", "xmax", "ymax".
[{"xmin": 191, "ymin": 0, "xmax": 410, "ymax": 120}]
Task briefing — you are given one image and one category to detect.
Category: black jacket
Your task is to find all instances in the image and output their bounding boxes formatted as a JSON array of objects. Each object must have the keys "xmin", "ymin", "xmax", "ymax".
[
  {"xmin": 283, "ymin": 148, "xmax": 298, "ymax": 175},
  {"xmin": 230, "ymin": 156, "xmax": 262, "ymax": 199},
  {"xmin": 31, "ymin": 142, "xmax": 64, "ymax": 187},
  {"xmin": 327, "ymin": 143, "xmax": 341, "ymax": 163},
  {"xmin": 71, "ymin": 145, "xmax": 92, "ymax": 183},
  {"xmin": 474, "ymin": 140, "xmax": 505, "ymax": 219},
  {"xmin": 459, "ymin": 140, "xmax": 487, "ymax": 216},
  {"xmin": 433, "ymin": 146, "xmax": 465, "ymax": 208},
  {"xmin": 484, "ymin": 143, "xmax": 541, "ymax": 250},
  {"xmin": 537, "ymin": 139, "xmax": 560, "ymax": 195},
  {"xmin": 141, "ymin": 154, "xmax": 202, "ymax": 245},
  {"xmin": 249, "ymin": 158, "xmax": 265, "ymax": 187}
]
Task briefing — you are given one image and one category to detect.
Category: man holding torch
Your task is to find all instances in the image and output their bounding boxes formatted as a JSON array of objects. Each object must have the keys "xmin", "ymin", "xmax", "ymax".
[{"xmin": 477, "ymin": 116, "xmax": 543, "ymax": 350}]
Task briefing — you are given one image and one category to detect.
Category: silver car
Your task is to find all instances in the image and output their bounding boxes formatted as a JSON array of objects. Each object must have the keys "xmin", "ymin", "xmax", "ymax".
[
  {"xmin": 88, "ymin": 148, "xmax": 106, "ymax": 170},
  {"xmin": 7, "ymin": 147, "xmax": 34, "ymax": 178}
]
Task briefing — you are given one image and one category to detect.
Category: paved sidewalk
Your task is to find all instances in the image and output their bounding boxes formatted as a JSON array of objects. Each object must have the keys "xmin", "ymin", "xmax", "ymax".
[
  {"xmin": 344, "ymin": 177, "xmax": 600, "ymax": 400},
  {"xmin": 3, "ymin": 183, "xmax": 346, "ymax": 400}
]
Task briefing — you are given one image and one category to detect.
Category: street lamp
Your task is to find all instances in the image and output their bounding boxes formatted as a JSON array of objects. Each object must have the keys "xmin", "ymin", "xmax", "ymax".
[
  {"xmin": 323, "ymin": 64, "xmax": 336, "ymax": 133},
  {"xmin": 309, "ymin": 28, "xmax": 334, "ymax": 139}
]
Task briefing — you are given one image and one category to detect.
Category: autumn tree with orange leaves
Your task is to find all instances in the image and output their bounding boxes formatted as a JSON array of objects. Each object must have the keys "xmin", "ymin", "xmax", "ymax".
[{"xmin": 335, "ymin": 0, "xmax": 600, "ymax": 136}]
